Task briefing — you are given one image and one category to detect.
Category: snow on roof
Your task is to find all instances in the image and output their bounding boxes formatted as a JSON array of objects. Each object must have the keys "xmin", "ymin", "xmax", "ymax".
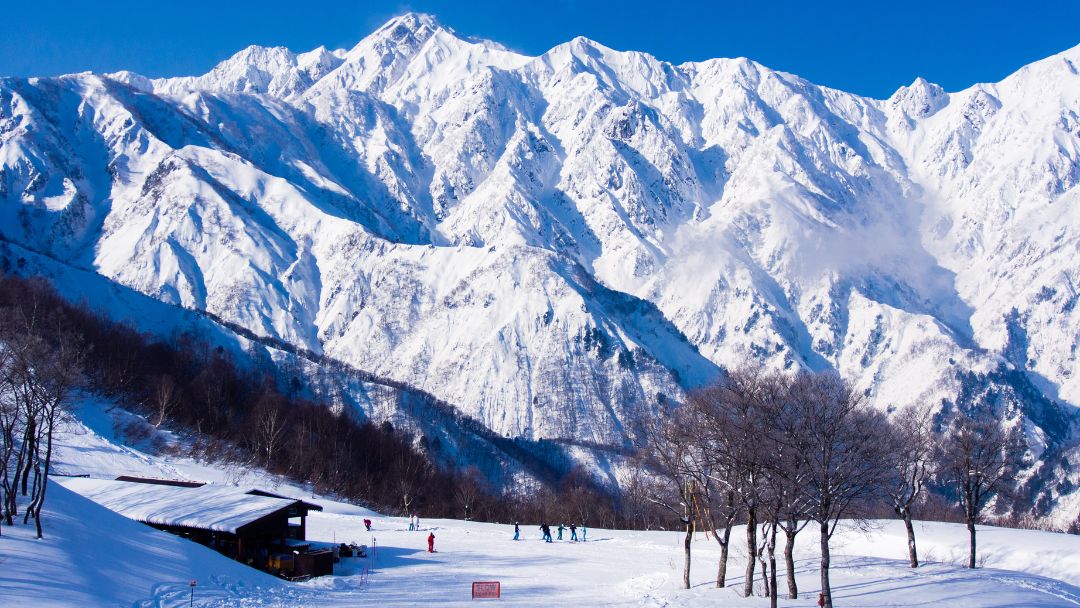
[{"xmin": 59, "ymin": 478, "xmax": 308, "ymax": 534}]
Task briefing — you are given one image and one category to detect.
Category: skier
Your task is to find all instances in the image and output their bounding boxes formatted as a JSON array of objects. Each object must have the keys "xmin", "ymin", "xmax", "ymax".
[
  {"xmin": 557, "ymin": 524, "xmax": 564, "ymax": 541},
  {"xmin": 581, "ymin": 524, "xmax": 587, "ymax": 542},
  {"xmin": 427, "ymin": 531, "xmax": 436, "ymax": 553},
  {"xmin": 363, "ymin": 519, "xmax": 372, "ymax": 531},
  {"xmin": 513, "ymin": 522, "xmax": 520, "ymax": 541},
  {"xmin": 570, "ymin": 524, "xmax": 578, "ymax": 541}
]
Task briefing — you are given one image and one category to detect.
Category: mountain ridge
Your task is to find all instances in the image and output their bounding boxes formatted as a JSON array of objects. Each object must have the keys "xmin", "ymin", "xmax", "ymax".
[{"xmin": 2, "ymin": 13, "xmax": 1078, "ymax": 523}]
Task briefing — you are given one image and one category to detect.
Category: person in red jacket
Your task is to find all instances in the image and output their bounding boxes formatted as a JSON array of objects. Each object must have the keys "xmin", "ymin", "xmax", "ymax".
[{"xmin": 427, "ymin": 531, "xmax": 436, "ymax": 553}]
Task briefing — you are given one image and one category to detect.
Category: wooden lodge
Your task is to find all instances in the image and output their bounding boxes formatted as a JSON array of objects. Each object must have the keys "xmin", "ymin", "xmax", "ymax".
[{"xmin": 62, "ymin": 476, "xmax": 333, "ymax": 579}]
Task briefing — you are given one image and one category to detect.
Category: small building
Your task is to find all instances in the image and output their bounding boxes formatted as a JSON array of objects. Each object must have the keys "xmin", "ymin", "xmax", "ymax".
[{"xmin": 61, "ymin": 477, "xmax": 331, "ymax": 578}]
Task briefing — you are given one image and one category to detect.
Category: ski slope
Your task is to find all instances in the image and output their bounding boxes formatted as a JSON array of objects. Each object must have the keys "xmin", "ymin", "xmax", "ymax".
[
  {"xmin": 4, "ymin": 397, "xmax": 1078, "ymax": 607},
  {"xmin": 8, "ymin": 484, "xmax": 1080, "ymax": 607},
  {"xmin": 306, "ymin": 514, "xmax": 1080, "ymax": 607}
]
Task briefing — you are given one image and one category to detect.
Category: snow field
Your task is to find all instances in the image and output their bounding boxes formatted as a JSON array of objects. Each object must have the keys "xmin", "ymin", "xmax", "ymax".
[
  {"xmin": 4, "ymin": 397, "xmax": 1078, "ymax": 607},
  {"xmin": 302, "ymin": 513, "xmax": 1080, "ymax": 607},
  {"xmin": 9, "ymin": 484, "xmax": 1080, "ymax": 607}
]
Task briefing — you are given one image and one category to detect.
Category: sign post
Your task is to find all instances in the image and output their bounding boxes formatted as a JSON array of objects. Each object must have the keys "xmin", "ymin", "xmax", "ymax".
[
  {"xmin": 472, "ymin": 581, "xmax": 501, "ymax": 599},
  {"xmin": 189, "ymin": 580, "xmax": 197, "ymax": 607}
]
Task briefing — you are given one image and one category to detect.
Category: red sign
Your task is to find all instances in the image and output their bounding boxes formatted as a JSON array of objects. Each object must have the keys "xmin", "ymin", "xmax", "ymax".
[{"xmin": 472, "ymin": 581, "xmax": 501, "ymax": 599}]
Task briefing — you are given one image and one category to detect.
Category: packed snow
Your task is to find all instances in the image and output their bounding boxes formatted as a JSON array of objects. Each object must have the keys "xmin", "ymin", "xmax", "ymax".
[
  {"xmin": 5, "ymin": 395, "xmax": 1078, "ymax": 607},
  {"xmin": 9, "ymin": 481, "xmax": 1080, "ymax": 607}
]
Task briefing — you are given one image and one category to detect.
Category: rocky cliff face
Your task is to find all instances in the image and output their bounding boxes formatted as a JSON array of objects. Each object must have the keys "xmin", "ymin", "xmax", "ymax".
[{"xmin": 2, "ymin": 13, "xmax": 1077, "ymax": 521}]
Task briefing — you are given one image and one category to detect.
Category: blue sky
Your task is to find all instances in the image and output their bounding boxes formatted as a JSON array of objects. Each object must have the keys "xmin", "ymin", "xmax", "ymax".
[{"xmin": 3, "ymin": 1, "xmax": 1078, "ymax": 98}]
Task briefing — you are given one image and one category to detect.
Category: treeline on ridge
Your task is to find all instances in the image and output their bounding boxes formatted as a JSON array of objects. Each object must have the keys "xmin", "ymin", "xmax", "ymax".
[{"xmin": 0, "ymin": 273, "xmax": 638, "ymax": 535}]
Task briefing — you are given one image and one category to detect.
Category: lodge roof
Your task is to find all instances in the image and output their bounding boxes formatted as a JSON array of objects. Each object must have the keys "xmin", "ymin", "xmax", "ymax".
[
  {"xmin": 113, "ymin": 475, "xmax": 206, "ymax": 488},
  {"xmin": 60, "ymin": 478, "xmax": 321, "ymax": 534}
]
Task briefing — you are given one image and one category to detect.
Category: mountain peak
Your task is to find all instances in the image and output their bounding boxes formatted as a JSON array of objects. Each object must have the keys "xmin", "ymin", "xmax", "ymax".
[
  {"xmin": 377, "ymin": 12, "xmax": 443, "ymax": 37},
  {"xmin": 542, "ymin": 35, "xmax": 626, "ymax": 69},
  {"xmin": 889, "ymin": 75, "xmax": 947, "ymax": 117},
  {"xmin": 341, "ymin": 12, "xmax": 446, "ymax": 60}
]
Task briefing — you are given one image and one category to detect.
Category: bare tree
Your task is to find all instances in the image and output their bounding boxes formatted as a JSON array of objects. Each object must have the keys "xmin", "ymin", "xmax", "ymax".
[
  {"xmin": 560, "ymin": 466, "xmax": 600, "ymax": 527},
  {"xmin": 695, "ymin": 369, "xmax": 780, "ymax": 598},
  {"xmin": 618, "ymin": 467, "xmax": 665, "ymax": 531},
  {"xmin": 454, "ymin": 466, "xmax": 486, "ymax": 521},
  {"xmin": 641, "ymin": 410, "xmax": 697, "ymax": 589},
  {"xmin": 252, "ymin": 394, "xmax": 288, "ymax": 469},
  {"xmin": 390, "ymin": 446, "xmax": 430, "ymax": 517},
  {"xmin": 753, "ymin": 416, "xmax": 811, "ymax": 608},
  {"xmin": 754, "ymin": 514, "xmax": 779, "ymax": 604},
  {"xmin": 885, "ymin": 407, "xmax": 933, "ymax": 568},
  {"xmin": 150, "ymin": 374, "xmax": 179, "ymax": 428},
  {"xmin": 792, "ymin": 372, "xmax": 892, "ymax": 608},
  {"xmin": 0, "ymin": 339, "xmax": 17, "ymax": 533},
  {"xmin": 0, "ymin": 341, "xmax": 33, "ymax": 526},
  {"xmin": 935, "ymin": 410, "xmax": 1020, "ymax": 569},
  {"xmin": 651, "ymin": 369, "xmax": 810, "ymax": 605},
  {"xmin": 694, "ymin": 473, "xmax": 739, "ymax": 589},
  {"xmin": 0, "ymin": 314, "xmax": 85, "ymax": 538},
  {"xmin": 682, "ymin": 387, "xmax": 739, "ymax": 588},
  {"xmin": 762, "ymin": 389, "xmax": 814, "ymax": 601},
  {"xmin": 26, "ymin": 326, "xmax": 84, "ymax": 537}
]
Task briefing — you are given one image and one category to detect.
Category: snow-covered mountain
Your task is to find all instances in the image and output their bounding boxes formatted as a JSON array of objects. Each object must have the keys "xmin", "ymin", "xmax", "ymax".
[{"xmin": 2, "ymin": 13, "xmax": 1078, "ymax": 520}]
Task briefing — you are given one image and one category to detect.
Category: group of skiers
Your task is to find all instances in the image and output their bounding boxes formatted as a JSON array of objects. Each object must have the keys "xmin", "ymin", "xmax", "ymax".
[
  {"xmin": 514, "ymin": 522, "xmax": 586, "ymax": 542},
  {"xmin": 375, "ymin": 511, "xmax": 591, "ymax": 555},
  {"xmin": 402, "ymin": 513, "xmax": 437, "ymax": 551},
  {"xmin": 372, "ymin": 512, "xmax": 591, "ymax": 554},
  {"xmin": 401, "ymin": 513, "xmax": 436, "ymax": 552}
]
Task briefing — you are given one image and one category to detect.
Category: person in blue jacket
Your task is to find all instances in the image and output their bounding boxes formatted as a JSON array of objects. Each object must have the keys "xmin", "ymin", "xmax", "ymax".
[
  {"xmin": 557, "ymin": 524, "xmax": 564, "ymax": 541},
  {"xmin": 581, "ymin": 524, "xmax": 587, "ymax": 542}
]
